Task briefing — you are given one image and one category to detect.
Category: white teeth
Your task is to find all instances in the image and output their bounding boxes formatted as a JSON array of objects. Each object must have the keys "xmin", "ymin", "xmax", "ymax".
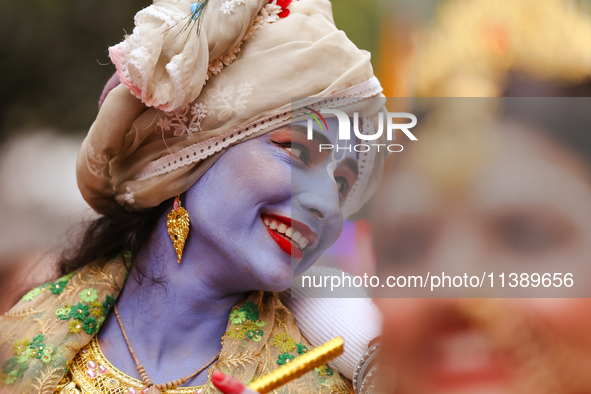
[
  {"xmin": 299, "ymin": 237, "xmax": 309, "ymax": 249},
  {"xmin": 262, "ymin": 217, "xmax": 311, "ymax": 250},
  {"xmin": 291, "ymin": 231, "xmax": 302, "ymax": 243}
]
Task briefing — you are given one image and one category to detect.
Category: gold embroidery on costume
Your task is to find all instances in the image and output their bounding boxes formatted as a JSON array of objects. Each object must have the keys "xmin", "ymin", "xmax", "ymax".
[
  {"xmin": 0, "ymin": 256, "xmax": 351, "ymax": 394},
  {"xmin": 55, "ymin": 336, "xmax": 204, "ymax": 394},
  {"xmin": 33, "ymin": 367, "xmax": 66, "ymax": 394},
  {"xmin": 0, "ymin": 258, "xmax": 128, "ymax": 394}
]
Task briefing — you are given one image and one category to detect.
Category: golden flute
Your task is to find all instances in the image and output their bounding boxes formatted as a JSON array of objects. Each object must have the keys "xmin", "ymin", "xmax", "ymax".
[{"xmin": 247, "ymin": 337, "xmax": 344, "ymax": 394}]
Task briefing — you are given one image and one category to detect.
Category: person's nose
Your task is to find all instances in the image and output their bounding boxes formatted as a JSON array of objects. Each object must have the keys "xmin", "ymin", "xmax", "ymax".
[{"xmin": 294, "ymin": 168, "xmax": 342, "ymax": 225}]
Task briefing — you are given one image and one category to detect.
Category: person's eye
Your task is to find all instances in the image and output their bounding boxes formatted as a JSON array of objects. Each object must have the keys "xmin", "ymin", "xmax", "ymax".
[
  {"xmin": 273, "ymin": 142, "xmax": 309, "ymax": 165},
  {"xmin": 335, "ymin": 176, "xmax": 349, "ymax": 196}
]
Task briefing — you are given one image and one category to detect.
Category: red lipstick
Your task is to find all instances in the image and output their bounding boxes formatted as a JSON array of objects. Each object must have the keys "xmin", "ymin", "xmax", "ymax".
[{"xmin": 261, "ymin": 213, "xmax": 318, "ymax": 261}]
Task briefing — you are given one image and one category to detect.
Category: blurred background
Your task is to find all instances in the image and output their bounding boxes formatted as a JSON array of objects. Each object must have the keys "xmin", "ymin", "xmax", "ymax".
[
  {"xmin": 367, "ymin": 94, "xmax": 591, "ymax": 393},
  {"xmin": 0, "ymin": 0, "xmax": 148, "ymax": 139}
]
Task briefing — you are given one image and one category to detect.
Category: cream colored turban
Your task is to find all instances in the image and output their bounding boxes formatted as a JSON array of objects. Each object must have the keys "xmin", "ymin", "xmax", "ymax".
[{"xmin": 77, "ymin": 0, "xmax": 387, "ymax": 217}]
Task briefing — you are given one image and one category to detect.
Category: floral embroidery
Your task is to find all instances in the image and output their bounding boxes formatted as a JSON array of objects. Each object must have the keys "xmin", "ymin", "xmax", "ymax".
[
  {"xmin": 56, "ymin": 307, "xmax": 72, "ymax": 321},
  {"xmin": 50, "ymin": 279, "xmax": 69, "ymax": 295},
  {"xmin": 316, "ymin": 364, "xmax": 334, "ymax": 377},
  {"xmin": 157, "ymin": 102, "xmax": 208, "ymax": 136},
  {"xmin": 82, "ymin": 316, "xmax": 98, "ymax": 335},
  {"xmin": 2, "ymin": 356, "xmax": 28, "ymax": 384},
  {"xmin": 68, "ymin": 320, "xmax": 83, "ymax": 334},
  {"xmin": 3, "ymin": 358, "xmax": 21, "ymax": 373},
  {"xmin": 87, "ymin": 144, "xmax": 110, "ymax": 176},
  {"xmin": 34, "ymin": 348, "xmax": 45, "ymax": 359},
  {"xmin": 277, "ymin": 352, "xmax": 295, "ymax": 365},
  {"xmin": 30, "ymin": 334, "xmax": 45, "ymax": 349},
  {"xmin": 0, "ymin": 259, "xmax": 144, "ymax": 391},
  {"xmin": 4, "ymin": 372, "xmax": 17, "ymax": 384},
  {"xmin": 20, "ymin": 335, "xmax": 49, "ymax": 361},
  {"xmin": 90, "ymin": 302, "xmax": 103, "ymax": 317},
  {"xmin": 226, "ymin": 300, "xmax": 265, "ymax": 342},
  {"xmin": 80, "ymin": 288, "xmax": 98, "ymax": 303},
  {"xmin": 102, "ymin": 294, "xmax": 115, "ymax": 315},
  {"xmin": 296, "ymin": 342, "xmax": 308, "ymax": 355},
  {"xmin": 219, "ymin": 2, "xmax": 233, "ymax": 14},
  {"xmin": 219, "ymin": 0, "xmax": 245, "ymax": 15},
  {"xmin": 12, "ymin": 339, "xmax": 30, "ymax": 356},
  {"xmin": 240, "ymin": 301, "xmax": 259, "ymax": 321},
  {"xmin": 58, "ymin": 292, "xmax": 105, "ymax": 334},
  {"xmin": 273, "ymin": 333, "xmax": 296, "ymax": 353},
  {"xmin": 21, "ymin": 285, "xmax": 48, "ymax": 302},
  {"xmin": 47, "ymin": 273, "xmax": 75, "ymax": 297},
  {"xmin": 21, "ymin": 289, "xmax": 37, "ymax": 301},
  {"xmin": 71, "ymin": 303, "xmax": 90, "ymax": 320},
  {"xmin": 17, "ymin": 353, "xmax": 29, "ymax": 364},
  {"xmin": 123, "ymin": 187, "xmax": 135, "ymax": 206},
  {"xmin": 39, "ymin": 347, "xmax": 53, "ymax": 364},
  {"xmin": 247, "ymin": 328, "xmax": 264, "ymax": 342},
  {"xmin": 227, "ymin": 324, "xmax": 247, "ymax": 339},
  {"xmin": 207, "ymin": 82, "xmax": 253, "ymax": 121},
  {"xmin": 230, "ymin": 310, "xmax": 246, "ymax": 325}
]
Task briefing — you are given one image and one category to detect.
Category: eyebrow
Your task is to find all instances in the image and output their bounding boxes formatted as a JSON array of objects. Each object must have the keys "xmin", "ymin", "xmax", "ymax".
[
  {"xmin": 290, "ymin": 124, "xmax": 332, "ymax": 146},
  {"xmin": 341, "ymin": 158, "xmax": 358, "ymax": 176}
]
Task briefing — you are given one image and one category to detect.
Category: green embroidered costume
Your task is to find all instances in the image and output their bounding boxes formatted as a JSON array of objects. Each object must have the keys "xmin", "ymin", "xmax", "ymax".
[{"xmin": 0, "ymin": 257, "xmax": 351, "ymax": 394}]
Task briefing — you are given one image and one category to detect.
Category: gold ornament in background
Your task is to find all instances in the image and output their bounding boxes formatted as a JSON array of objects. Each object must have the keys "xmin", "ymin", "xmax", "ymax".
[
  {"xmin": 413, "ymin": 0, "xmax": 591, "ymax": 97},
  {"xmin": 167, "ymin": 196, "xmax": 190, "ymax": 264}
]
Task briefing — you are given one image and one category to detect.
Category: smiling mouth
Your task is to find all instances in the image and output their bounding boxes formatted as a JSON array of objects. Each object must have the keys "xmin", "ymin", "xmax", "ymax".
[{"xmin": 261, "ymin": 214, "xmax": 317, "ymax": 260}]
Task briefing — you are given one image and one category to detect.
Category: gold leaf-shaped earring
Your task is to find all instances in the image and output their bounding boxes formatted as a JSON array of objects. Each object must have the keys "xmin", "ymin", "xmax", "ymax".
[{"xmin": 167, "ymin": 196, "xmax": 190, "ymax": 263}]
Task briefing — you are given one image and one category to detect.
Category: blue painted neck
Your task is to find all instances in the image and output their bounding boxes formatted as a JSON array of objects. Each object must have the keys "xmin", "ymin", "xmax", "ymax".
[{"xmin": 98, "ymin": 212, "xmax": 246, "ymax": 386}]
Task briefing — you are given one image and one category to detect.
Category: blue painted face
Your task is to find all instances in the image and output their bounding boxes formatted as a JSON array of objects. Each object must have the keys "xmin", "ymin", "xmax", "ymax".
[{"xmin": 183, "ymin": 117, "xmax": 358, "ymax": 292}]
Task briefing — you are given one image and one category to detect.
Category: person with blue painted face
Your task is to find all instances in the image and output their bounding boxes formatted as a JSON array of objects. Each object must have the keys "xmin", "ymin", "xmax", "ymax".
[{"xmin": 0, "ymin": 1, "xmax": 386, "ymax": 393}]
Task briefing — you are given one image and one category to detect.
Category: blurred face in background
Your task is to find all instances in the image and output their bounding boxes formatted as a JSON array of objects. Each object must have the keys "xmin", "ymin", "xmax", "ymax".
[{"xmin": 372, "ymin": 119, "xmax": 591, "ymax": 394}]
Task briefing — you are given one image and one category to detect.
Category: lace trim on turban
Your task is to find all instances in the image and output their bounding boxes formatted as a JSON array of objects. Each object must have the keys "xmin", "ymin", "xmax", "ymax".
[{"xmin": 135, "ymin": 76, "xmax": 383, "ymax": 216}]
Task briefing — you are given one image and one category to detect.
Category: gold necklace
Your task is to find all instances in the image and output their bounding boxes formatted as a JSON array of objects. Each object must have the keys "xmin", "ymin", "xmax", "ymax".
[{"xmin": 114, "ymin": 305, "xmax": 221, "ymax": 394}]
